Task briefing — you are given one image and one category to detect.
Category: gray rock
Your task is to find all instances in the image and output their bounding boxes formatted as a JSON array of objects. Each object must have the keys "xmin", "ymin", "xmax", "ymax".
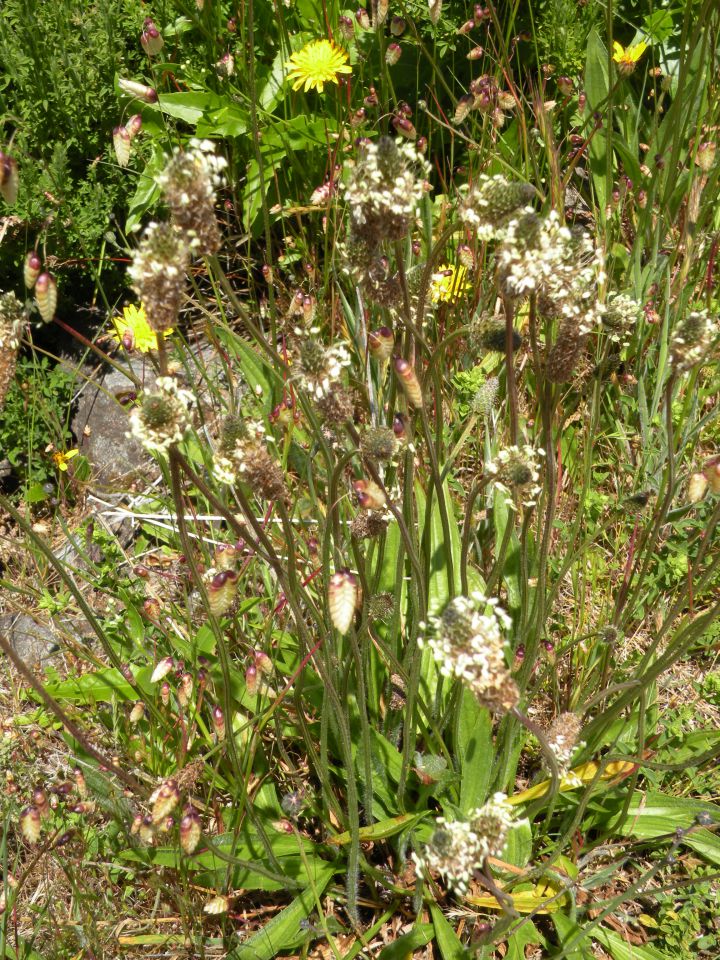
[
  {"xmin": 72, "ymin": 358, "xmax": 159, "ymax": 489},
  {"xmin": 1, "ymin": 613, "xmax": 60, "ymax": 665}
]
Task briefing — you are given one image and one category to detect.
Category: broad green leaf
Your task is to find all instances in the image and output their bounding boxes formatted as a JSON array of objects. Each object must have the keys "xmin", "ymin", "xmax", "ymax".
[
  {"xmin": 125, "ymin": 143, "xmax": 165, "ymax": 233},
  {"xmin": 378, "ymin": 923, "xmax": 434, "ymax": 960},
  {"xmin": 228, "ymin": 863, "xmax": 335, "ymax": 960},
  {"xmin": 197, "ymin": 100, "xmax": 249, "ymax": 138},
  {"xmin": 551, "ymin": 913, "xmax": 594, "ymax": 960},
  {"xmin": 457, "ymin": 688, "xmax": 492, "ymax": 813},
  {"xmin": 503, "ymin": 818, "xmax": 532, "ymax": 869},
  {"xmin": 508, "ymin": 760, "xmax": 636, "ymax": 804},
  {"xmin": 615, "ymin": 791, "xmax": 720, "ymax": 865},
  {"xmin": 583, "ymin": 29, "xmax": 609, "ymax": 213},
  {"xmin": 592, "ymin": 926, "xmax": 672, "ymax": 960},
  {"xmin": 492, "ymin": 486, "xmax": 520, "ymax": 612},
  {"xmin": 43, "ymin": 666, "xmax": 141, "ymax": 703},
  {"xmin": 157, "ymin": 92, "xmax": 217, "ymax": 124},
  {"xmin": 215, "ymin": 328, "xmax": 278, "ymax": 405},
  {"xmin": 506, "ymin": 920, "xmax": 543, "ymax": 960},
  {"xmin": 430, "ymin": 903, "xmax": 470, "ymax": 960},
  {"xmin": 466, "ymin": 880, "xmax": 568, "ymax": 914},
  {"xmin": 328, "ymin": 813, "xmax": 424, "ymax": 846}
]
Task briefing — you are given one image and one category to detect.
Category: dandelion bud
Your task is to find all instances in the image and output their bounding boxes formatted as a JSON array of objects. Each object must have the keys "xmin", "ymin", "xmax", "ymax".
[
  {"xmin": 74, "ymin": 768, "xmax": 87, "ymax": 798},
  {"xmin": 637, "ymin": 189, "xmax": 647, "ymax": 208},
  {"xmin": 212, "ymin": 705, "xmax": 225, "ymax": 741},
  {"xmin": 21, "ymin": 251, "xmax": 42, "ymax": 291},
  {"xmin": 474, "ymin": 4, "xmax": 489, "ymax": 21},
  {"xmin": 696, "ymin": 141, "xmax": 716, "ymax": 172},
  {"xmin": 392, "ymin": 116, "xmax": 416, "ymax": 139},
  {"xmin": 353, "ymin": 478, "xmax": 387, "ymax": 510},
  {"xmin": 578, "ymin": 90, "xmax": 587, "ymax": 112},
  {"xmin": 35, "ymin": 272, "xmax": 57, "ymax": 322},
  {"xmin": 245, "ymin": 663, "xmax": 259, "ymax": 697},
  {"xmin": 356, "ymin": 8, "xmax": 370, "ymax": 29},
  {"xmin": 113, "ymin": 126, "xmax": 131, "ymax": 167},
  {"xmin": 0, "ymin": 152, "xmax": 19, "ymax": 205},
  {"xmin": 329, "ymin": 569, "xmax": 359, "ymax": 634},
  {"xmin": 368, "ymin": 326, "xmax": 394, "ymax": 361},
  {"xmin": 254, "ymin": 650, "xmax": 273, "ymax": 676},
  {"xmin": 152, "ymin": 779, "xmax": 180, "ymax": 824},
  {"xmin": 394, "ymin": 357, "xmax": 423, "ymax": 407},
  {"xmin": 458, "ymin": 19, "xmax": 475, "ymax": 34},
  {"xmin": 160, "ymin": 681, "xmax": 171, "ymax": 706},
  {"xmin": 385, "ymin": 43, "xmax": 402, "ymax": 66},
  {"xmin": 151, "ymin": 657, "xmax": 174, "ymax": 684},
  {"xmin": 126, "ymin": 114, "xmax": 143, "ymax": 139},
  {"xmin": 19, "ymin": 806, "xmax": 41, "ymax": 843},
  {"xmin": 129, "ymin": 701, "xmax": 145, "ymax": 725},
  {"xmin": 391, "ymin": 16, "xmax": 406, "ymax": 35},
  {"xmin": 139, "ymin": 815, "xmax": 155, "ymax": 845},
  {"xmin": 467, "ymin": 46, "xmax": 484, "ymax": 60},
  {"xmin": 208, "ymin": 569, "xmax": 238, "ymax": 616},
  {"xmin": 703, "ymin": 455, "xmax": 720, "ymax": 494},
  {"xmin": 180, "ymin": 809, "xmax": 202, "ymax": 854},
  {"xmin": 557, "ymin": 76, "xmax": 574, "ymax": 97},
  {"xmin": 118, "ymin": 78, "xmax": 158, "ymax": 103}
]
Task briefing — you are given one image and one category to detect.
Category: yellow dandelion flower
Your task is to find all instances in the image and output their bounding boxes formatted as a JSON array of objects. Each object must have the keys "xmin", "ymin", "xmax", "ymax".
[
  {"xmin": 53, "ymin": 448, "xmax": 79, "ymax": 472},
  {"xmin": 286, "ymin": 39, "xmax": 352, "ymax": 93},
  {"xmin": 110, "ymin": 304, "xmax": 171, "ymax": 353},
  {"xmin": 430, "ymin": 264, "xmax": 472, "ymax": 304},
  {"xmin": 612, "ymin": 40, "xmax": 647, "ymax": 76}
]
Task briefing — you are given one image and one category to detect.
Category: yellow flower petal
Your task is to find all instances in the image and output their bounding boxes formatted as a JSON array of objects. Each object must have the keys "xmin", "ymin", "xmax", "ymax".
[
  {"xmin": 110, "ymin": 304, "xmax": 171, "ymax": 353},
  {"xmin": 286, "ymin": 39, "xmax": 351, "ymax": 94}
]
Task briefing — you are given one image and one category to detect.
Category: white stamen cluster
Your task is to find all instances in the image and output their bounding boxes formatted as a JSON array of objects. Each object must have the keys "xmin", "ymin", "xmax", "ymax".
[
  {"xmin": 412, "ymin": 794, "xmax": 514, "ymax": 894},
  {"xmin": 670, "ymin": 308, "xmax": 717, "ymax": 373},
  {"xmin": 343, "ymin": 137, "xmax": 430, "ymax": 245},
  {"xmin": 497, "ymin": 211, "xmax": 606, "ymax": 333},
  {"xmin": 296, "ymin": 327, "xmax": 351, "ymax": 400},
  {"xmin": 420, "ymin": 593, "xmax": 518, "ymax": 713},
  {"xmin": 545, "ymin": 712, "xmax": 584, "ymax": 775},
  {"xmin": 213, "ymin": 419, "xmax": 267, "ymax": 485},
  {"xmin": 157, "ymin": 139, "xmax": 227, "ymax": 256},
  {"xmin": 459, "ymin": 175, "xmax": 536, "ymax": 241},
  {"xmin": 129, "ymin": 376, "xmax": 194, "ymax": 454},
  {"xmin": 602, "ymin": 292, "xmax": 643, "ymax": 347},
  {"xmin": 487, "ymin": 444, "xmax": 545, "ymax": 509},
  {"xmin": 128, "ymin": 222, "xmax": 190, "ymax": 333}
]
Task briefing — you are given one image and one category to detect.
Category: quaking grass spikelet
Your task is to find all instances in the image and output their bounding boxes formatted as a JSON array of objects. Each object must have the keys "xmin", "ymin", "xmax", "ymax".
[
  {"xmin": 394, "ymin": 357, "xmax": 423, "ymax": 407},
  {"xmin": 329, "ymin": 569, "xmax": 359, "ymax": 634}
]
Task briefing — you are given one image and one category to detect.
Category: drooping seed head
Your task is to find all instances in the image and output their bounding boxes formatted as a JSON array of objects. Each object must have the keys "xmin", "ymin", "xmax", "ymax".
[
  {"xmin": 35, "ymin": 272, "xmax": 57, "ymax": 322},
  {"xmin": 23, "ymin": 251, "xmax": 42, "ymax": 289}
]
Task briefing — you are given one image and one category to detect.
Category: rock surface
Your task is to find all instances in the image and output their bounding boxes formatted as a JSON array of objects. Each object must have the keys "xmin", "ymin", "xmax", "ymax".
[{"xmin": 72, "ymin": 358, "xmax": 159, "ymax": 489}]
